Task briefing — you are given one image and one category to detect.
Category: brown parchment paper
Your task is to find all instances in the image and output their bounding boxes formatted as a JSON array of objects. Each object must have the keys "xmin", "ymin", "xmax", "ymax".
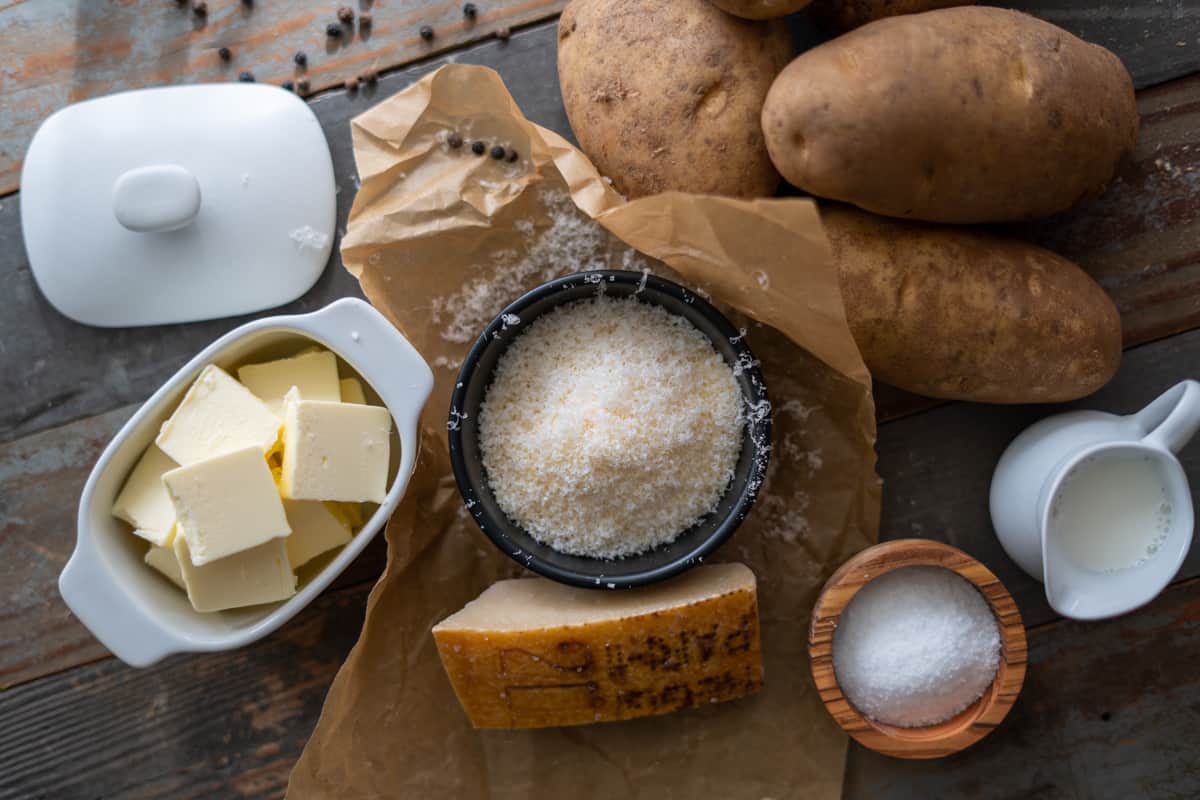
[{"xmin": 288, "ymin": 64, "xmax": 880, "ymax": 800}]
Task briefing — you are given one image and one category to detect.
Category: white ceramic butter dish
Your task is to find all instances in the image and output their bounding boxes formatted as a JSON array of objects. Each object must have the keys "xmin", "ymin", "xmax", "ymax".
[
  {"xmin": 21, "ymin": 84, "xmax": 336, "ymax": 327},
  {"xmin": 59, "ymin": 299, "xmax": 433, "ymax": 666}
]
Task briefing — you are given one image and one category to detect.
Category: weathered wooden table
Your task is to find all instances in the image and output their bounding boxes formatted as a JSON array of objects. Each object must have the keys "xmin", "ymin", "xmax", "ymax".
[{"xmin": 1, "ymin": 2, "xmax": 1198, "ymax": 798}]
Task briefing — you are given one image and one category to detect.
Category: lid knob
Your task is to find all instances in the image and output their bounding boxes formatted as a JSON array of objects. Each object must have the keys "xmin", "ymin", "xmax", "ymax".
[{"xmin": 112, "ymin": 164, "xmax": 201, "ymax": 233}]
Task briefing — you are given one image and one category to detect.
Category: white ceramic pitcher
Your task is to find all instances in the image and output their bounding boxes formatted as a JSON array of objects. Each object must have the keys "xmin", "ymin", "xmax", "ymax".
[{"xmin": 990, "ymin": 380, "xmax": 1200, "ymax": 620}]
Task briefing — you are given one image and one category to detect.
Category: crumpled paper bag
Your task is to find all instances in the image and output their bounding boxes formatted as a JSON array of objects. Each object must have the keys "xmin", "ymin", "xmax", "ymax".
[{"xmin": 288, "ymin": 64, "xmax": 880, "ymax": 800}]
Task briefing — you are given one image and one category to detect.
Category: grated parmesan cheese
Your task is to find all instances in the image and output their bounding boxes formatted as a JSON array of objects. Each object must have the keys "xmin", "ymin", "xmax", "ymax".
[{"xmin": 478, "ymin": 295, "xmax": 744, "ymax": 559}]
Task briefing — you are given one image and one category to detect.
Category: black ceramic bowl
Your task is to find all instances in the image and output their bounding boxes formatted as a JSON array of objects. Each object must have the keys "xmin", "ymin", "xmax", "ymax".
[{"xmin": 448, "ymin": 270, "xmax": 771, "ymax": 589}]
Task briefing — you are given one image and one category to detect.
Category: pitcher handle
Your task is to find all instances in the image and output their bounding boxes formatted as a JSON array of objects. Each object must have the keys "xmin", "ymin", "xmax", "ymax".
[{"xmin": 1138, "ymin": 380, "xmax": 1200, "ymax": 452}]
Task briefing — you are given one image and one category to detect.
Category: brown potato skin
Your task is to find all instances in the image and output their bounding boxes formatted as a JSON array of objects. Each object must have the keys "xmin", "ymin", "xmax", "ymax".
[
  {"xmin": 823, "ymin": 205, "xmax": 1122, "ymax": 403},
  {"xmin": 558, "ymin": 0, "xmax": 793, "ymax": 199},
  {"xmin": 762, "ymin": 8, "xmax": 1139, "ymax": 224},
  {"xmin": 808, "ymin": 0, "xmax": 974, "ymax": 32},
  {"xmin": 709, "ymin": 0, "xmax": 813, "ymax": 20}
]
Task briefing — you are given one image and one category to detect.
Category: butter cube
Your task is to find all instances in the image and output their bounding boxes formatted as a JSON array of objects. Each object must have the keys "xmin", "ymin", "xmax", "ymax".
[
  {"xmin": 238, "ymin": 350, "xmax": 341, "ymax": 417},
  {"xmin": 163, "ymin": 447, "xmax": 291, "ymax": 565},
  {"xmin": 174, "ymin": 535, "xmax": 296, "ymax": 612},
  {"xmin": 339, "ymin": 377, "xmax": 366, "ymax": 404},
  {"xmin": 145, "ymin": 535, "xmax": 185, "ymax": 590},
  {"xmin": 281, "ymin": 399, "xmax": 392, "ymax": 503},
  {"xmin": 157, "ymin": 365, "xmax": 280, "ymax": 465},
  {"xmin": 283, "ymin": 499, "xmax": 353, "ymax": 568},
  {"xmin": 112, "ymin": 445, "xmax": 178, "ymax": 546}
]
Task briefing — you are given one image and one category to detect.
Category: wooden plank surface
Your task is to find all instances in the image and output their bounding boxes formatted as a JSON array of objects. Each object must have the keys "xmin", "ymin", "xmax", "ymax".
[
  {"xmin": 0, "ymin": 581, "xmax": 370, "ymax": 800},
  {"xmin": 0, "ymin": 0, "xmax": 568, "ymax": 195},
  {"xmin": 843, "ymin": 576, "xmax": 1200, "ymax": 800},
  {"xmin": 0, "ymin": 402, "xmax": 388, "ymax": 690}
]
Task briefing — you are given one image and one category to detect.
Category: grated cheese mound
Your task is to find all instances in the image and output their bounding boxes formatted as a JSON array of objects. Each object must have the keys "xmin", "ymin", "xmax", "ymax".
[{"xmin": 478, "ymin": 295, "xmax": 744, "ymax": 559}]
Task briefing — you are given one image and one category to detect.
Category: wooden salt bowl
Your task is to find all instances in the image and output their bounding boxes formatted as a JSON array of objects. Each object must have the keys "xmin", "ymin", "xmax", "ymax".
[{"xmin": 809, "ymin": 539, "xmax": 1028, "ymax": 759}]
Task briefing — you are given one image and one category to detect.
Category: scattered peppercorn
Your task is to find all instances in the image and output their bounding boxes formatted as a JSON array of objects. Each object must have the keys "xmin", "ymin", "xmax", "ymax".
[
  {"xmin": 282, "ymin": 80, "xmax": 295, "ymax": 92},
  {"xmin": 471, "ymin": 140, "xmax": 486, "ymax": 155},
  {"xmin": 464, "ymin": 3, "xmax": 478, "ymax": 19},
  {"xmin": 242, "ymin": 0, "xmax": 253, "ymax": 5},
  {"xmin": 506, "ymin": 148, "xmax": 519, "ymax": 163},
  {"xmin": 361, "ymin": 69, "xmax": 378, "ymax": 84},
  {"xmin": 297, "ymin": 78, "xmax": 311, "ymax": 94},
  {"xmin": 447, "ymin": 131, "xmax": 464, "ymax": 148},
  {"xmin": 360, "ymin": 12, "xmax": 373, "ymax": 28},
  {"xmin": 218, "ymin": 46, "xmax": 232, "ymax": 61},
  {"xmin": 294, "ymin": 50, "xmax": 308, "ymax": 66},
  {"xmin": 337, "ymin": 6, "xmax": 354, "ymax": 23},
  {"xmin": 326, "ymin": 23, "xmax": 343, "ymax": 37},
  {"xmin": 345, "ymin": 77, "xmax": 360, "ymax": 92},
  {"xmin": 192, "ymin": 1, "xmax": 207, "ymax": 15},
  {"xmin": 419, "ymin": 25, "xmax": 434, "ymax": 41},
  {"xmin": 490, "ymin": 145, "xmax": 506, "ymax": 160},
  {"xmin": 238, "ymin": 71, "xmax": 255, "ymax": 82},
  {"xmin": 495, "ymin": 26, "xmax": 511, "ymax": 40}
]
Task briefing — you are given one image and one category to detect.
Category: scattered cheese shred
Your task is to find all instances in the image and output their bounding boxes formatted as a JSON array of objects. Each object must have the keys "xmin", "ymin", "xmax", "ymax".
[{"xmin": 478, "ymin": 295, "xmax": 744, "ymax": 559}]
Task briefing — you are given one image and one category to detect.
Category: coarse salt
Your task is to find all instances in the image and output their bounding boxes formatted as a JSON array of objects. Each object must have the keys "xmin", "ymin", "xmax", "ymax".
[
  {"xmin": 832, "ymin": 565, "xmax": 1000, "ymax": 727},
  {"xmin": 478, "ymin": 295, "xmax": 744, "ymax": 559}
]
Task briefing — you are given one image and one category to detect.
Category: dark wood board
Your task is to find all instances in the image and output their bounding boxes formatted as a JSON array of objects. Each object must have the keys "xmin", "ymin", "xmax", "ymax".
[
  {"xmin": 0, "ymin": 402, "xmax": 387, "ymax": 690},
  {"xmin": 843, "ymin": 576, "xmax": 1200, "ymax": 800},
  {"xmin": 0, "ymin": 581, "xmax": 370, "ymax": 800}
]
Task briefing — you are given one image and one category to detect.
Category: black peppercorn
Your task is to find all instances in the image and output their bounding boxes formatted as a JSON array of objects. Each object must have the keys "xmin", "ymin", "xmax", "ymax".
[
  {"xmin": 337, "ymin": 6, "xmax": 354, "ymax": 23},
  {"xmin": 218, "ymin": 46, "xmax": 232, "ymax": 61},
  {"xmin": 463, "ymin": 3, "xmax": 478, "ymax": 18},
  {"xmin": 192, "ymin": 1, "xmax": 207, "ymax": 15},
  {"xmin": 282, "ymin": 80, "xmax": 295, "ymax": 92},
  {"xmin": 490, "ymin": 145, "xmax": 506, "ymax": 160},
  {"xmin": 326, "ymin": 23, "xmax": 343, "ymax": 37},
  {"xmin": 238, "ymin": 71, "xmax": 255, "ymax": 82},
  {"xmin": 361, "ymin": 69, "xmax": 378, "ymax": 84},
  {"xmin": 447, "ymin": 131, "xmax": 464, "ymax": 148},
  {"xmin": 344, "ymin": 76, "xmax": 360, "ymax": 92},
  {"xmin": 506, "ymin": 148, "xmax": 519, "ymax": 163},
  {"xmin": 419, "ymin": 25, "xmax": 434, "ymax": 41},
  {"xmin": 294, "ymin": 50, "xmax": 308, "ymax": 66},
  {"xmin": 471, "ymin": 140, "xmax": 486, "ymax": 155},
  {"xmin": 495, "ymin": 26, "xmax": 511, "ymax": 41},
  {"xmin": 360, "ymin": 12, "xmax": 373, "ymax": 27},
  {"xmin": 297, "ymin": 78, "xmax": 311, "ymax": 94}
]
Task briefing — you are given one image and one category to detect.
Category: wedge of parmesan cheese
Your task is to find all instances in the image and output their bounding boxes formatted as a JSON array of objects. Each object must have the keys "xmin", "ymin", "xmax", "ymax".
[{"xmin": 432, "ymin": 562, "xmax": 762, "ymax": 729}]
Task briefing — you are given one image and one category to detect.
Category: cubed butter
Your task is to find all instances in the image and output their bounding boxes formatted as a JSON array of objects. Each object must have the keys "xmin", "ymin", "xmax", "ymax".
[
  {"xmin": 145, "ymin": 535, "xmax": 186, "ymax": 590},
  {"xmin": 163, "ymin": 446, "xmax": 291, "ymax": 565},
  {"xmin": 157, "ymin": 365, "xmax": 281, "ymax": 465},
  {"xmin": 339, "ymin": 377, "xmax": 366, "ymax": 404},
  {"xmin": 281, "ymin": 399, "xmax": 392, "ymax": 503},
  {"xmin": 174, "ymin": 535, "xmax": 296, "ymax": 612},
  {"xmin": 283, "ymin": 499, "xmax": 353, "ymax": 568},
  {"xmin": 238, "ymin": 350, "xmax": 341, "ymax": 417},
  {"xmin": 111, "ymin": 445, "xmax": 178, "ymax": 546}
]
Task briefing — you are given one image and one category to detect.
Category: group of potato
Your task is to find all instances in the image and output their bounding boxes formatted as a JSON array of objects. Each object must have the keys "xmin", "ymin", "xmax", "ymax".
[{"xmin": 557, "ymin": 0, "xmax": 1138, "ymax": 404}]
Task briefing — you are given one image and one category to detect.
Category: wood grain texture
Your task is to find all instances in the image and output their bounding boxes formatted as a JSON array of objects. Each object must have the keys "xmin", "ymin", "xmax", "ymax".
[
  {"xmin": 0, "ymin": 403, "xmax": 388, "ymax": 690},
  {"xmin": 0, "ymin": 581, "xmax": 370, "ymax": 800},
  {"xmin": 809, "ymin": 539, "xmax": 1026, "ymax": 759},
  {"xmin": 0, "ymin": 20, "xmax": 569, "ymax": 445},
  {"xmin": 0, "ymin": 0, "xmax": 569, "ymax": 195},
  {"xmin": 844, "ymin": 575, "xmax": 1200, "ymax": 799},
  {"xmin": 875, "ymin": 326, "xmax": 1200, "ymax": 630}
]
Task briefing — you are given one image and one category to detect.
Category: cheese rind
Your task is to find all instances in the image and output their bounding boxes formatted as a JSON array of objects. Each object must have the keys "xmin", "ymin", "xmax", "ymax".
[
  {"xmin": 238, "ymin": 350, "xmax": 341, "ymax": 417},
  {"xmin": 174, "ymin": 535, "xmax": 296, "ymax": 612},
  {"xmin": 163, "ymin": 446, "xmax": 291, "ymax": 565},
  {"xmin": 112, "ymin": 445, "xmax": 178, "ymax": 545},
  {"xmin": 283, "ymin": 499, "xmax": 353, "ymax": 568},
  {"xmin": 339, "ymin": 377, "xmax": 366, "ymax": 404},
  {"xmin": 156, "ymin": 365, "xmax": 281, "ymax": 465},
  {"xmin": 281, "ymin": 399, "xmax": 392, "ymax": 503},
  {"xmin": 432, "ymin": 563, "xmax": 763, "ymax": 729}
]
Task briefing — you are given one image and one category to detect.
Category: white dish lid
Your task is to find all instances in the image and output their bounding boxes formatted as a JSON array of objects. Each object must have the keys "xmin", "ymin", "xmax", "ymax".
[{"xmin": 20, "ymin": 84, "xmax": 337, "ymax": 327}]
